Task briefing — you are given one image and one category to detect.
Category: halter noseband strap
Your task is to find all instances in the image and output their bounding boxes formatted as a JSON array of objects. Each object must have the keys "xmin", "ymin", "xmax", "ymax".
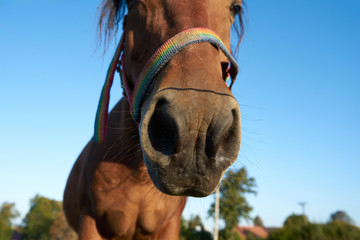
[{"xmin": 94, "ymin": 27, "xmax": 239, "ymax": 142}]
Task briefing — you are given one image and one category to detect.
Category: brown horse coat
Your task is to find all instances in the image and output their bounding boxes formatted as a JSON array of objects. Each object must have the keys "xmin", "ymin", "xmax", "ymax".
[{"xmin": 64, "ymin": 99, "xmax": 186, "ymax": 239}]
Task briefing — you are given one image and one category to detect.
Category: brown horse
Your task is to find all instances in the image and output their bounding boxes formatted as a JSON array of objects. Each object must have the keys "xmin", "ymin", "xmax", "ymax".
[{"xmin": 64, "ymin": 0, "xmax": 245, "ymax": 239}]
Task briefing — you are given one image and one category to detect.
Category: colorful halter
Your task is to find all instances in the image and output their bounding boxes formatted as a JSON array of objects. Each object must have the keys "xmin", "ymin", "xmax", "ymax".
[{"xmin": 94, "ymin": 27, "xmax": 239, "ymax": 142}]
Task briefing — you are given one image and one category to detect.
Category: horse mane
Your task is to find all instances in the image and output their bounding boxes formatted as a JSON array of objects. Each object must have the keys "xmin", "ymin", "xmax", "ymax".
[
  {"xmin": 98, "ymin": 0, "xmax": 127, "ymax": 45},
  {"xmin": 98, "ymin": 0, "xmax": 246, "ymax": 53},
  {"xmin": 232, "ymin": 1, "xmax": 247, "ymax": 54}
]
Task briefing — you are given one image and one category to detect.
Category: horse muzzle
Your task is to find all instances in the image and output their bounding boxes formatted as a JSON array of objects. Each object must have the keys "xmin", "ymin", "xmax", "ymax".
[{"xmin": 140, "ymin": 88, "xmax": 241, "ymax": 197}]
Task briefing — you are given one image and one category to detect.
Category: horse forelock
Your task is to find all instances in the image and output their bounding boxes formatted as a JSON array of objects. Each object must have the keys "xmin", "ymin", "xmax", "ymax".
[
  {"xmin": 98, "ymin": 0, "xmax": 127, "ymax": 45},
  {"xmin": 98, "ymin": 0, "xmax": 246, "ymax": 54},
  {"xmin": 232, "ymin": 1, "xmax": 247, "ymax": 55}
]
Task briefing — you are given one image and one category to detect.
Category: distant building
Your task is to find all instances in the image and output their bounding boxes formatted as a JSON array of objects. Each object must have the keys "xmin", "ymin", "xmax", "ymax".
[{"xmin": 234, "ymin": 226, "xmax": 270, "ymax": 239}]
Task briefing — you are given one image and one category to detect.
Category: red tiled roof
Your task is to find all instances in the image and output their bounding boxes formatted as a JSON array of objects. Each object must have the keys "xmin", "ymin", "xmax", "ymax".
[{"xmin": 234, "ymin": 225, "xmax": 269, "ymax": 239}]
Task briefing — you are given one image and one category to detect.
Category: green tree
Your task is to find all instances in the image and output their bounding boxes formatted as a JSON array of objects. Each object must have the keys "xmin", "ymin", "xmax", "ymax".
[
  {"xmin": 253, "ymin": 215, "xmax": 264, "ymax": 227},
  {"xmin": 246, "ymin": 232, "xmax": 265, "ymax": 240},
  {"xmin": 49, "ymin": 208, "xmax": 77, "ymax": 240},
  {"xmin": 329, "ymin": 210, "xmax": 355, "ymax": 225},
  {"xmin": 276, "ymin": 214, "xmax": 307, "ymax": 240},
  {"xmin": 180, "ymin": 215, "xmax": 212, "ymax": 240},
  {"xmin": 22, "ymin": 194, "xmax": 62, "ymax": 240},
  {"xmin": 323, "ymin": 220, "xmax": 360, "ymax": 240},
  {"xmin": 0, "ymin": 202, "xmax": 20, "ymax": 240},
  {"xmin": 283, "ymin": 214, "xmax": 308, "ymax": 228},
  {"xmin": 268, "ymin": 214, "xmax": 322, "ymax": 240},
  {"xmin": 268, "ymin": 213, "xmax": 360, "ymax": 240},
  {"xmin": 208, "ymin": 167, "xmax": 256, "ymax": 240}
]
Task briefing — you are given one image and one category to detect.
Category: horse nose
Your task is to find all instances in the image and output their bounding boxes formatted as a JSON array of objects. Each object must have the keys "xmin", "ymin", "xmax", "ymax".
[
  {"xmin": 146, "ymin": 98, "xmax": 239, "ymax": 160},
  {"xmin": 140, "ymin": 91, "xmax": 240, "ymax": 195},
  {"xmin": 141, "ymin": 92, "xmax": 241, "ymax": 167}
]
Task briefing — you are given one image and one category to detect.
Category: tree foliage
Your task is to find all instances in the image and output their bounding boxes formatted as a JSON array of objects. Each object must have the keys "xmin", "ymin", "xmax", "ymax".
[
  {"xmin": 247, "ymin": 232, "xmax": 265, "ymax": 240},
  {"xmin": 323, "ymin": 220, "xmax": 360, "ymax": 240},
  {"xmin": 329, "ymin": 210, "xmax": 355, "ymax": 225},
  {"xmin": 283, "ymin": 214, "xmax": 308, "ymax": 228},
  {"xmin": 0, "ymin": 202, "xmax": 19, "ymax": 240},
  {"xmin": 268, "ymin": 214, "xmax": 312, "ymax": 240},
  {"xmin": 49, "ymin": 208, "xmax": 77, "ymax": 240},
  {"xmin": 22, "ymin": 194, "xmax": 62, "ymax": 240},
  {"xmin": 268, "ymin": 213, "xmax": 360, "ymax": 240},
  {"xmin": 253, "ymin": 215, "xmax": 264, "ymax": 227},
  {"xmin": 180, "ymin": 215, "xmax": 212, "ymax": 240},
  {"xmin": 208, "ymin": 167, "xmax": 256, "ymax": 240}
]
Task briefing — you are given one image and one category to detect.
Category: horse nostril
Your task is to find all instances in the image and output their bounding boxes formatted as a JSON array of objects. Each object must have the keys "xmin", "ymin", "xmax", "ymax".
[
  {"xmin": 148, "ymin": 99, "xmax": 178, "ymax": 156},
  {"xmin": 205, "ymin": 107, "xmax": 240, "ymax": 159}
]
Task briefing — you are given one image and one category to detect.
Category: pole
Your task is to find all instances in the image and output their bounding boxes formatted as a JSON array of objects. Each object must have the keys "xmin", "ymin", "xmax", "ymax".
[
  {"xmin": 298, "ymin": 202, "xmax": 307, "ymax": 215},
  {"xmin": 214, "ymin": 187, "xmax": 220, "ymax": 240},
  {"xmin": 298, "ymin": 201, "xmax": 308, "ymax": 225}
]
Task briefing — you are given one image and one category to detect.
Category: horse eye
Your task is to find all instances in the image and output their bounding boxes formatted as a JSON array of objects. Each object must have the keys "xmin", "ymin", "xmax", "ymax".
[{"xmin": 231, "ymin": 4, "xmax": 241, "ymax": 16}]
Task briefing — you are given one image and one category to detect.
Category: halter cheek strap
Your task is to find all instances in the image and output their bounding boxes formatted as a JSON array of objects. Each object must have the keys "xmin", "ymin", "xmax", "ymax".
[
  {"xmin": 94, "ymin": 34, "xmax": 124, "ymax": 143},
  {"xmin": 94, "ymin": 27, "xmax": 239, "ymax": 143}
]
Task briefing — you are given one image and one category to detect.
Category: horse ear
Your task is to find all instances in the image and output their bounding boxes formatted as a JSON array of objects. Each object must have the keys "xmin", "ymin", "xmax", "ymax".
[{"xmin": 98, "ymin": 0, "xmax": 126, "ymax": 45}]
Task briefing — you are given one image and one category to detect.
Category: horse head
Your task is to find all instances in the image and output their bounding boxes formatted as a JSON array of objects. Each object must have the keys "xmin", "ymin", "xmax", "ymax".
[{"xmin": 98, "ymin": 0, "xmax": 245, "ymax": 197}]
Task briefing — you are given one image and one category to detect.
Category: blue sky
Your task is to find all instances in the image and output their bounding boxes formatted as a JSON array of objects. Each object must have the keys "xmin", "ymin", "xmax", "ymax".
[{"xmin": 1, "ymin": 0, "xmax": 359, "ymax": 230}]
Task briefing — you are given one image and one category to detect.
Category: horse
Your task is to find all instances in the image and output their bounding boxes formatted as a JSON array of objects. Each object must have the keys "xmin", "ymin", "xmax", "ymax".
[{"xmin": 63, "ymin": 0, "xmax": 245, "ymax": 239}]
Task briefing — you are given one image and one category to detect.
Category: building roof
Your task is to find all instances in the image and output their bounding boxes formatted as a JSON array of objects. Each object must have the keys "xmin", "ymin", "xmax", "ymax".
[{"xmin": 234, "ymin": 225, "xmax": 269, "ymax": 239}]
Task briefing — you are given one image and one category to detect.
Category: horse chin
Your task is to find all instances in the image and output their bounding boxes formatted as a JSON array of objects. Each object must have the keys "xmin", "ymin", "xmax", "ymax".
[{"xmin": 142, "ymin": 153, "xmax": 226, "ymax": 197}]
